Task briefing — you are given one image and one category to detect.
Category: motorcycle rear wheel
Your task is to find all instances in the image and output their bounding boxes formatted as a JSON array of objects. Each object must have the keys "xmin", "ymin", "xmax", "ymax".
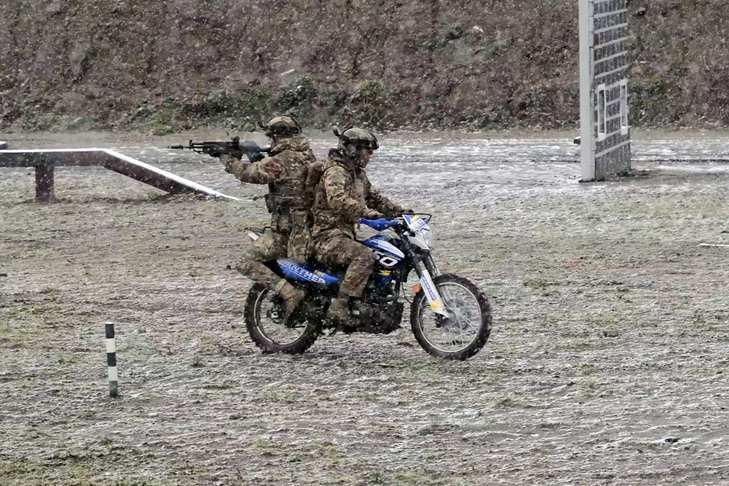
[
  {"xmin": 410, "ymin": 273, "xmax": 492, "ymax": 360},
  {"xmin": 244, "ymin": 284, "xmax": 320, "ymax": 354}
]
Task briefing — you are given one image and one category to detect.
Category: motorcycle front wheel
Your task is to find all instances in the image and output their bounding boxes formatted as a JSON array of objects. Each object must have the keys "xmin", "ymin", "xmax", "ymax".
[
  {"xmin": 410, "ymin": 273, "xmax": 492, "ymax": 360},
  {"xmin": 244, "ymin": 284, "xmax": 320, "ymax": 354}
]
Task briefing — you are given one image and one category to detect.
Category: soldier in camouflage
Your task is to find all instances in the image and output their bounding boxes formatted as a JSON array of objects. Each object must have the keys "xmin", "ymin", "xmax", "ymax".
[
  {"xmin": 310, "ymin": 127, "xmax": 406, "ymax": 327},
  {"xmin": 221, "ymin": 115, "xmax": 316, "ymax": 320}
]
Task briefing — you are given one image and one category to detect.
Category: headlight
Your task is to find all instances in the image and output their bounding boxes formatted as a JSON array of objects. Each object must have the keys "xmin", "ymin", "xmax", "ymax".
[
  {"xmin": 404, "ymin": 215, "xmax": 433, "ymax": 250},
  {"xmin": 410, "ymin": 226, "xmax": 432, "ymax": 250},
  {"xmin": 419, "ymin": 227, "xmax": 433, "ymax": 248}
]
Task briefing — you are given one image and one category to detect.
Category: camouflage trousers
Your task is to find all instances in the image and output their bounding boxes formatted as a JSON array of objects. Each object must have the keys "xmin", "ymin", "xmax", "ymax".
[
  {"xmin": 286, "ymin": 210, "xmax": 311, "ymax": 262},
  {"xmin": 311, "ymin": 231, "xmax": 375, "ymax": 298},
  {"xmin": 237, "ymin": 209, "xmax": 312, "ymax": 288},
  {"xmin": 236, "ymin": 228, "xmax": 289, "ymax": 288}
]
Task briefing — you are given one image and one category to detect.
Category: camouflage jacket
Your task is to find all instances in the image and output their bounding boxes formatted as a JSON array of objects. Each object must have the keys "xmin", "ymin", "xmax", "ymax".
[
  {"xmin": 311, "ymin": 149, "xmax": 404, "ymax": 239},
  {"xmin": 223, "ymin": 135, "xmax": 316, "ymax": 225}
]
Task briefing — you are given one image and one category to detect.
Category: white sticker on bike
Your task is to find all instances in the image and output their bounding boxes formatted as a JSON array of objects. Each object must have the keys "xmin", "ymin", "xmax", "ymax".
[{"xmin": 419, "ymin": 269, "xmax": 449, "ymax": 317}]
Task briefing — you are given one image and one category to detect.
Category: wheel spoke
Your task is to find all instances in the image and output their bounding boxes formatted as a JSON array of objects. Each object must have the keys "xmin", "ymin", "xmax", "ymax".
[
  {"xmin": 245, "ymin": 285, "xmax": 319, "ymax": 354},
  {"xmin": 255, "ymin": 289, "xmax": 308, "ymax": 346},
  {"xmin": 417, "ymin": 281, "xmax": 483, "ymax": 354}
]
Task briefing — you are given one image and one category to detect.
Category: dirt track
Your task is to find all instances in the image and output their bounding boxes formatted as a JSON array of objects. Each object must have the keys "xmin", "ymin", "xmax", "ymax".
[{"xmin": 2, "ymin": 131, "xmax": 729, "ymax": 485}]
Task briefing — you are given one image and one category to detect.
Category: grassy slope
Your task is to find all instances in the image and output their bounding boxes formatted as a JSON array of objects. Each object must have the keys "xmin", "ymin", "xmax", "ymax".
[{"xmin": 0, "ymin": 0, "xmax": 726, "ymax": 132}]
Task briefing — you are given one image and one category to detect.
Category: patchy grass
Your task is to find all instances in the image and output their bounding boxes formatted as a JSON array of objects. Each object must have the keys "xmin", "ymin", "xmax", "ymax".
[{"xmin": 0, "ymin": 458, "xmax": 165, "ymax": 486}]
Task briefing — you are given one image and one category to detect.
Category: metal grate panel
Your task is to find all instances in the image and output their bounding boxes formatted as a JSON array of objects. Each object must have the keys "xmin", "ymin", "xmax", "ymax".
[{"xmin": 579, "ymin": 0, "xmax": 631, "ymax": 181}]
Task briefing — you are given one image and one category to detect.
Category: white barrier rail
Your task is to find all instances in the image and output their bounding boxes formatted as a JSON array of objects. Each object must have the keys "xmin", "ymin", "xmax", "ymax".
[{"xmin": 0, "ymin": 148, "xmax": 239, "ymax": 202}]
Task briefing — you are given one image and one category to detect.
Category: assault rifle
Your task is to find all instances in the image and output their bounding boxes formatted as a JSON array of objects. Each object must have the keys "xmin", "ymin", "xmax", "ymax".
[{"xmin": 169, "ymin": 136, "xmax": 271, "ymax": 162}]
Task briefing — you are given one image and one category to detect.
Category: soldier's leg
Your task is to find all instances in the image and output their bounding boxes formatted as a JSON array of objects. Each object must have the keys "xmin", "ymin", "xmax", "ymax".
[
  {"xmin": 338, "ymin": 246, "xmax": 376, "ymax": 298},
  {"xmin": 313, "ymin": 236, "xmax": 375, "ymax": 325},
  {"xmin": 237, "ymin": 229, "xmax": 305, "ymax": 320},
  {"xmin": 236, "ymin": 229, "xmax": 287, "ymax": 287},
  {"xmin": 314, "ymin": 235, "xmax": 375, "ymax": 297}
]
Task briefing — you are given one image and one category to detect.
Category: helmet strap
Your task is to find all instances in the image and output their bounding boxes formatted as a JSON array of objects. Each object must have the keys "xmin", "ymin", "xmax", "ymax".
[{"xmin": 344, "ymin": 143, "xmax": 359, "ymax": 158}]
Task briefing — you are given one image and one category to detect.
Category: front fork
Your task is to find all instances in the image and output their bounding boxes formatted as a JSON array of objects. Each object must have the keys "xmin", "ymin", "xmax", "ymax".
[
  {"xmin": 423, "ymin": 253, "xmax": 440, "ymax": 277},
  {"xmin": 413, "ymin": 256, "xmax": 449, "ymax": 317}
]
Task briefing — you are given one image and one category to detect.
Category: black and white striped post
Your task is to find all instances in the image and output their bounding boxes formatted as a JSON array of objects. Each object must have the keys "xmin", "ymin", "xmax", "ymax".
[{"xmin": 105, "ymin": 322, "xmax": 119, "ymax": 398}]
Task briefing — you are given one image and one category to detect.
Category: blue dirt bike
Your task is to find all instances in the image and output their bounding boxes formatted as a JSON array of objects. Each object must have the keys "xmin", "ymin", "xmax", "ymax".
[{"xmin": 243, "ymin": 214, "xmax": 492, "ymax": 360}]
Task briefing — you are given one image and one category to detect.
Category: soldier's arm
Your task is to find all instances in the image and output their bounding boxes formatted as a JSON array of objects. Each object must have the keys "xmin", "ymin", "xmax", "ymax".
[
  {"xmin": 364, "ymin": 176, "xmax": 404, "ymax": 218},
  {"xmin": 222, "ymin": 154, "xmax": 284, "ymax": 184},
  {"xmin": 323, "ymin": 167, "xmax": 366, "ymax": 216}
]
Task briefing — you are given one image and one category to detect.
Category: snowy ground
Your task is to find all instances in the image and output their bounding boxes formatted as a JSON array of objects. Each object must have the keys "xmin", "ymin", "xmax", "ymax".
[{"xmin": 1, "ymin": 130, "xmax": 729, "ymax": 485}]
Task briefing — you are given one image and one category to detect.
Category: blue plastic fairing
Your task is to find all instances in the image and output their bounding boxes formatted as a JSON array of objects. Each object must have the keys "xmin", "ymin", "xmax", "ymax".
[
  {"xmin": 276, "ymin": 259, "xmax": 340, "ymax": 286},
  {"xmin": 363, "ymin": 236, "xmax": 405, "ymax": 260}
]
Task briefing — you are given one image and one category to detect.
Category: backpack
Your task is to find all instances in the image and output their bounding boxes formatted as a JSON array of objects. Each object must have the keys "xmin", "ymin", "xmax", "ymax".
[{"xmin": 303, "ymin": 159, "xmax": 328, "ymax": 209}]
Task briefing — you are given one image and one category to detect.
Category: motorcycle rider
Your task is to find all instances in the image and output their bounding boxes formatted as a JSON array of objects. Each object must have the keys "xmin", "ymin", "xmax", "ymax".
[
  {"xmin": 310, "ymin": 127, "xmax": 406, "ymax": 327},
  {"xmin": 221, "ymin": 115, "xmax": 315, "ymax": 321}
]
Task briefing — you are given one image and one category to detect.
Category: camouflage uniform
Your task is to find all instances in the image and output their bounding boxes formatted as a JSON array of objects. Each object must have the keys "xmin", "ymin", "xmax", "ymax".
[
  {"xmin": 310, "ymin": 148, "xmax": 404, "ymax": 299},
  {"xmin": 223, "ymin": 134, "xmax": 316, "ymax": 288}
]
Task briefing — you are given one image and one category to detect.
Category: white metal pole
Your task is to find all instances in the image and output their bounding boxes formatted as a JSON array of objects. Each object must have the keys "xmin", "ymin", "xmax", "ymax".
[{"xmin": 578, "ymin": 0, "xmax": 596, "ymax": 181}]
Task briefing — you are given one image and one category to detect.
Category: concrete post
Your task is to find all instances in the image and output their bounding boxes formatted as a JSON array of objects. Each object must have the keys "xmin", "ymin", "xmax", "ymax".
[
  {"xmin": 35, "ymin": 161, "xmax": 55, "ymax": 202},
  {"xmin": 579, "ymin": 0, "xmax": 595, "ymax": 182}
]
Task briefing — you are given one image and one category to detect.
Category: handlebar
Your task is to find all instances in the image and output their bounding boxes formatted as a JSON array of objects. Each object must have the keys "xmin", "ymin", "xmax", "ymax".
[{"xmin": 358, "ymin": 217, "xmax": 402, "ymax": 231}]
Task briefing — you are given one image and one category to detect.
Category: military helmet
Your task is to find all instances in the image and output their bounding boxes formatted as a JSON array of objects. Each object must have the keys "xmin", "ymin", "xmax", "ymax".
[
  {"xmin": 264, "ymin": 115, "xmax": 301, "ymax": 137},
  {"xmin": 334, "ymin": 127, "xmax": 379, "ymax": 155}
]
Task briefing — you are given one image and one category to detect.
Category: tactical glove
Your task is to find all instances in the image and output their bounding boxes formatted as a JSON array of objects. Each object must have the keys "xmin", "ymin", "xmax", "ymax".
[
  {"xmin": 363, "ymin": 208, "xmax": 384, "ymax": 219},
  {"xmin": 219, "ymin": 153, "xmax": 235, "ymax": 173}
]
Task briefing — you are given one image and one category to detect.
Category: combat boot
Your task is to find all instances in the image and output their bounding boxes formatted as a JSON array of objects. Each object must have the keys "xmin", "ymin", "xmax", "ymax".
[
  {"xmin": 328, "ymin": 297, "xmax": 354, "ymax": 329},
  {"xmin": 275, "ymin": 281, "xmax": 306, "ymax": 322}
]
